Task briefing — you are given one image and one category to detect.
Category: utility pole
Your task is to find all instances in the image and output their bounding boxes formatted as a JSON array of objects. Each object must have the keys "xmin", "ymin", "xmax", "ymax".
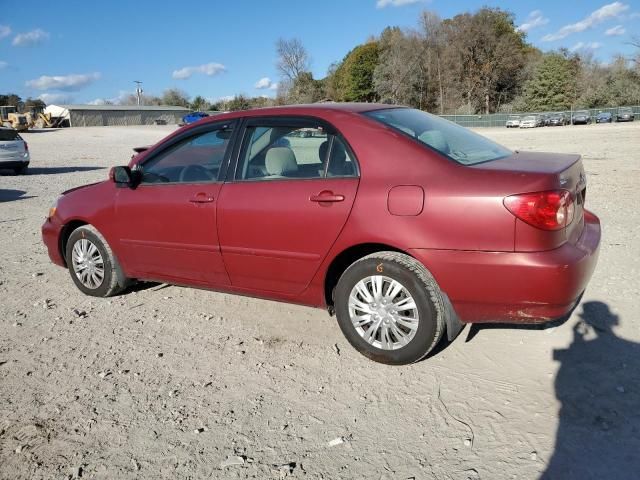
[{"xmin": 134, "ymin": 81, "xmax": 143, "ymax": 106}]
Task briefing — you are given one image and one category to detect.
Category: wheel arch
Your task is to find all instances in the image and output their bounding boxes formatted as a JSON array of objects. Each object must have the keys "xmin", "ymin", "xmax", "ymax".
[
  {"xmin": 58, "ymin": 219, "xmax": 90, "ymax": 266},
  {"xmin": 323, "ymin": 243, "xmax": 409, "ymax": 310}
]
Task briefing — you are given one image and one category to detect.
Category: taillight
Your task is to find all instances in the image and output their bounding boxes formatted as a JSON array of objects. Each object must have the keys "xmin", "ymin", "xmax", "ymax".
[{"xmin": 504, "ymin": 190, "xmax": 574, "ymax": 231}]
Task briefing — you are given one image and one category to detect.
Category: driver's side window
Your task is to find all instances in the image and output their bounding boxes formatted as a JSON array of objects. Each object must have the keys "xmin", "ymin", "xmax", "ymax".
[{"xmin": 140, "ymin": 125, "xmax": 234, "ymax": 184}]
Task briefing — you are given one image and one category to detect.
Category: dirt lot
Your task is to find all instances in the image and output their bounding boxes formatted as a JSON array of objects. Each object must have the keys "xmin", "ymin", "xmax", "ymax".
[{"xmin": 1, "ymin": 122, "xmax": 639, "ymax": 480}]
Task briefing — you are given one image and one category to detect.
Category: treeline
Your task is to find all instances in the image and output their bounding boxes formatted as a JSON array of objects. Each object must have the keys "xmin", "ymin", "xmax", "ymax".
[
  {"xmin": 0, "ymin": 94, "xmax": 45, "ymax": 110},
  {"xmin": 276, "ymin": 7, "xmax": 640, "ymax": 114},
  {"xmin": 230, "ymin": 8, "xmax": 640, "ymax": 113}
]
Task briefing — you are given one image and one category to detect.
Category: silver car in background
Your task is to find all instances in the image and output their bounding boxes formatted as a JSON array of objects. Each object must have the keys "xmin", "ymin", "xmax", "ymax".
[
  {"xmin": 0, "ymin": 127, "xmax": 30, "ymax": 174},
  {"xmin": 519, "ymin": 115, "xmax": 537, "ymax": 128},
  {"xmin": 505, "ymin": 115, "xmax": 521, "ymax": 128}
]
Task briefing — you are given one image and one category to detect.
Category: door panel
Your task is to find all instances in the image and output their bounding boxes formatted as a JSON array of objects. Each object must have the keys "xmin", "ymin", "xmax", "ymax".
[
  {"xmin": 115, "ymin": 183, "xmax": 228, "ymax": 285},
  {"xmin": 217, "ymin": 178, "xmax": 358, "ymax": 294}
]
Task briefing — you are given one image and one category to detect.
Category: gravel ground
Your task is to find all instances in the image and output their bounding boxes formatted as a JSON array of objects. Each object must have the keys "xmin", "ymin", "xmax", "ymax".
[{"xmin": 1, "ymin": 122, "xmax": 639, "ymax": 480}]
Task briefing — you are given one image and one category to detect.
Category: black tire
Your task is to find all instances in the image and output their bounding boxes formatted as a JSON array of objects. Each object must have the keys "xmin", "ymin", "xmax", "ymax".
[
  {"xmin": 14, "ymin": 165, "xmax": 28, "ymax": 175},
  {"xmin": 65, "ymin": 225, "xmax": 128, "ymax": 297},
  {"xmin": 334, "ymin": 252, "xmax": 445, "ymax": 365}
]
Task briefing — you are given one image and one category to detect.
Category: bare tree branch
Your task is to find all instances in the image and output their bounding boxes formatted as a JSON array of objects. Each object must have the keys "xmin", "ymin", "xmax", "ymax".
[{"xmin": 276, "ymin": 38, "xmax": 311, "ymax": 82}]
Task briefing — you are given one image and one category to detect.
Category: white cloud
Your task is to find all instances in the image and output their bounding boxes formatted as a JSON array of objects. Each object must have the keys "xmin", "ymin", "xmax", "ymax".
[
  {"xmin": 376, "ymin": 0, "xmax": 425, "ymax": 8},
  {"xmin": 26, "ymin": 72, "xmax": 101, "ymax": 91},
  {"xmin": 0, "ymin": 25, "xmax": 11, "ymax": 40},
  {"xmin": 605, "ymin": 24, "xmax": 626, "ymax": 35},
  {"xmin": 570, "ymin": 41, "xmax": 603, "ymax": 52},
  {"xmin": 172, "ymin": 62, "xmax": 226, "ymax": 80},
  {"xmin": 517, "ymin": 10, "xmax": 549, "ymax": 33},
  {"xmin": 255, "ymin": 77, "xmax": 271, "ymax": 89},
  {"xmin": 12, "ymin": 28, "xmax": 50, "ymax": 47},
  {"xmin": 254, "ymin": 77, "xmax": 278, "ymax": 90},
  {"xmin": 542, "ymin": 2, "xmax": 629, "ymax": 41},
  {"xmin": 0, "ymin": 61, "xmax": 7, "ymax": 69},
  {"xmin": 37, "ymin": 92, "xmax": 74, "ymax": 104}
]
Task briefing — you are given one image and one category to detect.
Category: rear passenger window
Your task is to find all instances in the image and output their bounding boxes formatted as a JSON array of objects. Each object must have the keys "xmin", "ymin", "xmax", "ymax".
[
  {"xmin": 0, "ymin": 129, "xmax": 20, "ymax": 141},
  {"xmin": 236, "ymin": 125, "xmax": 357, "ymax": 181}
]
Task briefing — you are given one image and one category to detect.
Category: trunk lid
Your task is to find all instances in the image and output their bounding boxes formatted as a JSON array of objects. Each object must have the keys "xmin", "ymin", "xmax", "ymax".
[
  {"xmin": 0, "ymin": 136, "xmax": 26, "ymax": 160},
  {"xmin": 473, "ymin": 151, "xmax": 587, "ymax": 247}
]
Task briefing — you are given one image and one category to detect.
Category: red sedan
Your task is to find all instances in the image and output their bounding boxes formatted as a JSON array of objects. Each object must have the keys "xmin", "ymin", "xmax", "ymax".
[{"xmin": 42, "ymin": 104, "xmax": 601, "ymax": 364}]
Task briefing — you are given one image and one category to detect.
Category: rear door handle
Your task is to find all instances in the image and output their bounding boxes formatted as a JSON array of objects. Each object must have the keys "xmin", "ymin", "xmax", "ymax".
[
  {"xmin": 310, "ymin": 191, "xmax": 345, "ymax": 203},
  {"xmin": 189, "ymin": 193, "xmax": 215, "ymax": 203}
]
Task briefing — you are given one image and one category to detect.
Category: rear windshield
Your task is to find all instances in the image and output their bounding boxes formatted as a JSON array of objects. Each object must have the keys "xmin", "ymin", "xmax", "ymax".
[
  {"xmin": 363, "ymin": 108, "xmax": 511, "ymax": 166},
  {"xmin": 0, "ymin": 129, "xmax": 20, "ymax": 141}
]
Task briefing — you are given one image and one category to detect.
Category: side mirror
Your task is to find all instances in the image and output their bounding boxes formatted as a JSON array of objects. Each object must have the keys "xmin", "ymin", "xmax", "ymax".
[{"xmin": 109, "ymin": 166, "xmax": 138, "ymax": 188}]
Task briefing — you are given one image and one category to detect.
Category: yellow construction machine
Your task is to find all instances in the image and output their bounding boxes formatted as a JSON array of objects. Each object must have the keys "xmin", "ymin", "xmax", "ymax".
[
  {"xmin": 0, "ymin": 106, "xmax": 29, "ymax": 131},
  {"xmin": 26, "ymin": 106, "xmax": 66, "ymax": 129}
]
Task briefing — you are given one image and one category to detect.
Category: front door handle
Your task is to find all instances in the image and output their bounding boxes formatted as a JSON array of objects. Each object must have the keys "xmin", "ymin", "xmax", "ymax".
[
  {"xmin": 189, "ymin": 193, "xmax": 215, "ymax": 203},
  {"xmin": 310, "ymin": 191, "xmax": 345, "ymax": 203}
]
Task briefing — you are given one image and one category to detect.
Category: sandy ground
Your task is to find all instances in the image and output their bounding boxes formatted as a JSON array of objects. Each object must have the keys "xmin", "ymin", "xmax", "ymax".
[{"xmin": 1, "ymin": 122, "xmax": 639, "ymax": 480}]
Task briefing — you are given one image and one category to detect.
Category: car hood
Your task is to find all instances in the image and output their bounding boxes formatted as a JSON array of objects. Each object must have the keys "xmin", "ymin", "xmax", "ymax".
[{"xmin": 62, "ymin": 181, "xmax": 103, "ymax": 196}]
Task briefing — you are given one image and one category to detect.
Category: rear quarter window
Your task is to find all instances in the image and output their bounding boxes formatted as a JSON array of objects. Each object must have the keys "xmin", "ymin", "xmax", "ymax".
[{"xmin": 0, "ymin": 129, "xmax": 20, "ymax": 141}]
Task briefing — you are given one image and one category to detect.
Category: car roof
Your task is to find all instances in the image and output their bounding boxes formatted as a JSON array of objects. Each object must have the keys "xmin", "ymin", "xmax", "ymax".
[{"xmin": 199, "ymin": 102, "xmax": 404, "ymax": 123}]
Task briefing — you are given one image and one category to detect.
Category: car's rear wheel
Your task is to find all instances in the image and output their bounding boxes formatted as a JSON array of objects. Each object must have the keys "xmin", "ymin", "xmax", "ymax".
[
  {"xmin": 14, "ymin": 165, "xmax": 27, "ymax": 175},
  {"xmin": 334, "ymin": 252, "xmax": 445, "ymax": 365},
  {"xmin": 65, "ymin": 225, "xmax": 128, "ymax": 297}
]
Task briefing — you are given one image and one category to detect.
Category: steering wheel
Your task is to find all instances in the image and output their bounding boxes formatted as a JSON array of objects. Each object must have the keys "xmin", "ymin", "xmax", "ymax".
[{"xmin": 179, "ymin": 165, "xmax": 216, "ymax": 183}]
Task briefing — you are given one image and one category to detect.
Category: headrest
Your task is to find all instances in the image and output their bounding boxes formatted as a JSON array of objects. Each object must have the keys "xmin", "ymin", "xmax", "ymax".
[
  {"xmin": 418, "ymin": 129, "xmax": 449, "ymax": 153},
  {"xmin": 265, "ymin": 147, "xmax": 298, "ymax": 176}
]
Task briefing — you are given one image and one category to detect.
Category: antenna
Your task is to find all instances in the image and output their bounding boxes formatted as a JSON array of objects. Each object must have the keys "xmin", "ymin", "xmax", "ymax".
[{"xmin": 134, "ymin": 81, "xmax": 143, "ymax": 106}]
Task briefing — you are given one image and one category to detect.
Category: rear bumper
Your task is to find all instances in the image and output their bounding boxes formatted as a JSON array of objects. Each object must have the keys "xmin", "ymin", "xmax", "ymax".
[
  {"xmin": 410, "ymin": 210, "xmax": 601, "ymax": 324},
  {"xmin": 42, "ymin": 217, "xmax": 66, "ymax": 267},
  {"xmin": 0, "ymin": 160, "xmax": 29, "ymax": 169}
]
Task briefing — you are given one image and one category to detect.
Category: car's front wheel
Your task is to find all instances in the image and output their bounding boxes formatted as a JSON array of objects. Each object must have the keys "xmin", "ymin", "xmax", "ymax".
[
  {"xmin": 334, "ymin": 252, "xmax": 445, "ymax": 365},
  {"xmin": 65, "ymin": 225, "xmax": 129, "ymax": 297}
]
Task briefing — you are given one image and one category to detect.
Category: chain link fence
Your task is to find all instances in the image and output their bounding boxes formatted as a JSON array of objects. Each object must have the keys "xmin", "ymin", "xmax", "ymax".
[{"xmin": 440, "ymin": 106, "xmax": 639, "ymax": 128}]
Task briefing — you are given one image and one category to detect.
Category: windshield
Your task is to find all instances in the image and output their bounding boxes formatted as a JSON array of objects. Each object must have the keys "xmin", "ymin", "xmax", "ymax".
[
  {"xmin": 523, "ymin": 116, "xmax": 535, "ymax": 121},
  {"xmin": 508, "ymin": 116, "xmax": 520, "ymax": 120},
  {"xmin": 363, "ymin": 108, "xmax": 511, "ymax": 166},
  {"xmin": 576, "ymin": 111, "xmax": 589, "ymax": 115},
  {"xmin": 619, "ymin": 108, "xmax": 632, "ymax": 113}
]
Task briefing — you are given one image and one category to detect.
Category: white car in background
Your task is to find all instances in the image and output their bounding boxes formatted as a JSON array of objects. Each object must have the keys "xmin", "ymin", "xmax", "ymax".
[
  {"xmin": 0, "ymin": 127, "xmax": 30, "ymax": 174},
  {"xmin": 505, "ymin": 115, "xmax": 521, "ymax": 128},
  {"xmin": 519, "ymin": 115, "xmax": 537, "ymax": 129}
]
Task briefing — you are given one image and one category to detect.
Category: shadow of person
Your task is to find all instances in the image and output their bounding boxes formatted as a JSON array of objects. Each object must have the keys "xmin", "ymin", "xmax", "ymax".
[{"xmin": 541, "ymin": 301, "xmax": 640, "ymax": 479}]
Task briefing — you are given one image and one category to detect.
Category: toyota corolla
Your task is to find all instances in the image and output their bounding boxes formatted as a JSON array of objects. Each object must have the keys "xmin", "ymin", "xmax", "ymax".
[{"xmin": 42, "ymin": 104, "xmax": 601, "ymax": 364}]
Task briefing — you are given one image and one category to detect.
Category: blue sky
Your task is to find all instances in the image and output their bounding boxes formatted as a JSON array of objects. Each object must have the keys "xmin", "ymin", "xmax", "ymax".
[{"xmin": 1, "ymin": 0, "xmax": 638, "ymax": 105}]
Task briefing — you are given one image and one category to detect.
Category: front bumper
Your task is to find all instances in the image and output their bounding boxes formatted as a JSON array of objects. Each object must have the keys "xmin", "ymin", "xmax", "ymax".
[{"xmin": 410, "ymin": 210, "xmax": 601, "ymax": 324}]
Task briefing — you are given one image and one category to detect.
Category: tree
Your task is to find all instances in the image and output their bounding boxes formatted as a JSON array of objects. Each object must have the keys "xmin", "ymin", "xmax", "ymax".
[
  {"xmin": 190, "ymin": 95, "xmax": 210, "ymax": 111},
  {"xmin": 440, "ymin": 8, "xmax": 528, "ymax": 114},
  {"xmin": 276, "ymin": 38, "xmax": 310, "ymax": 83},
  {"xmin": 0, "ymin": 93, "xmax": 22, "ymax": 107},
  {"xmin": 420, "ymin": 11, "xmax": 446, "ymax": 113},
  {"xmin": 161, "ymin": 88, "xmax": 190, "ymax": 107},
  {"xmin": 523, "ymin": 52, "xmax": 578, "ymax": 111},
  {"xmin": 336, "ymin": 42, "xmax": 379, "ymax": 102},
  {"xmin": 287, "ymin": 72, "xmax": 325, "ymax": 104},
  {"xmin": 24, "ymin": 97, "xmax": 46, "ymax": 110},
  {"xmin": 374, "ymin": 27, "xmax": 423, "ymax": 106}
]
